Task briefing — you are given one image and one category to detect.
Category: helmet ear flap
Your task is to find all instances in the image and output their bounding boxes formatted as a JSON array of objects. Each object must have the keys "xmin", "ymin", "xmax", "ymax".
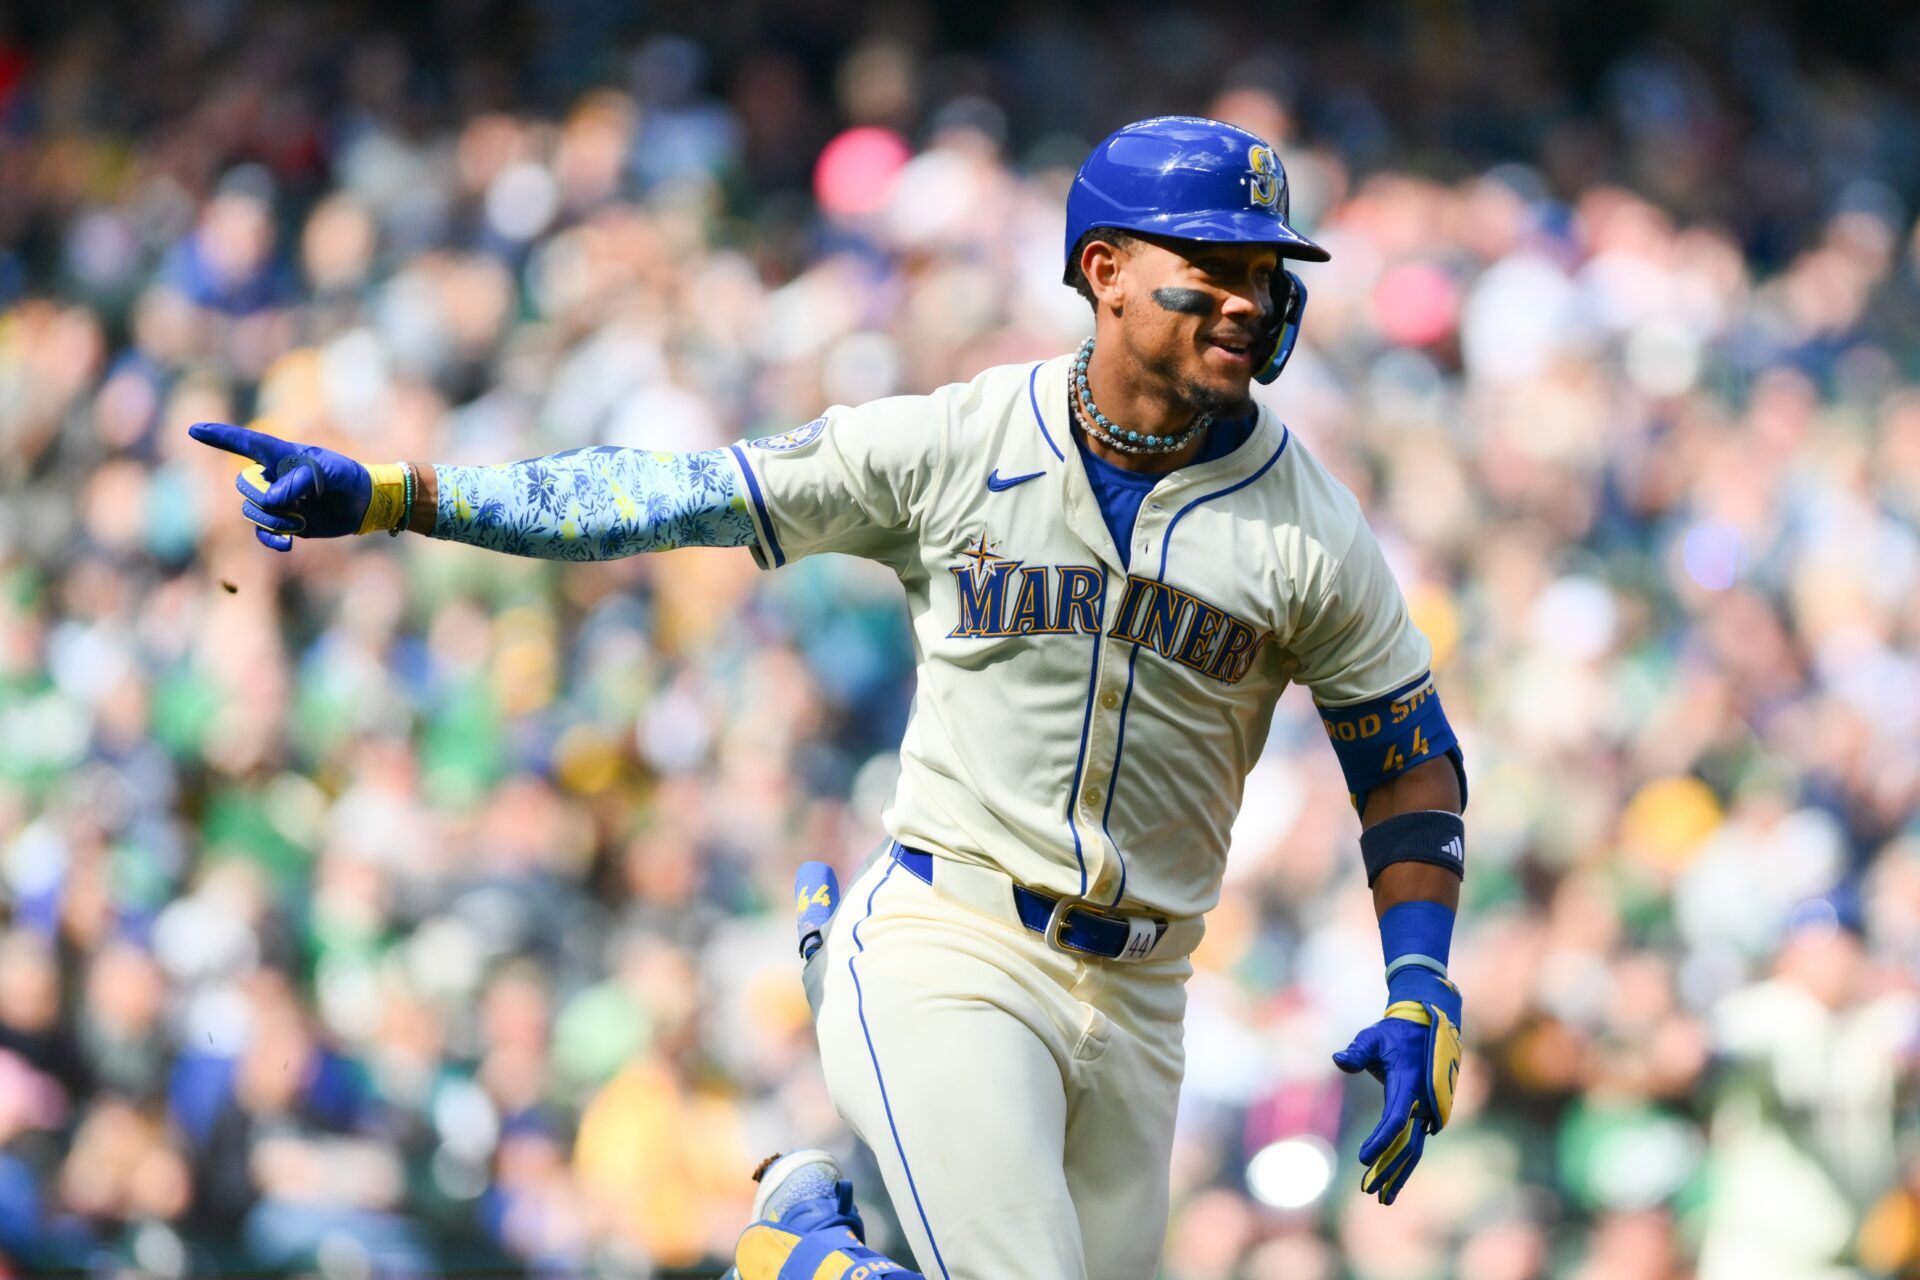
[{"xmin": 1253, "ymin": 270, "xmax": 1308, "ymax": 385}]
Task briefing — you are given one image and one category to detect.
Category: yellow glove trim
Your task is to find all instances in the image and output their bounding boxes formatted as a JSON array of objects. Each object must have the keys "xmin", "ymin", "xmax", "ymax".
[
  {"xmin": 357, "ymin": 462, "xmax": 408, "ymax": 535},
  {"xmin": 1383, "ymin": 1000, "xmax": 1431, "ymax": 1025},
  {"xmin": 1429, "ymin": 1006, "xmax": 1460, "ymax": 1128}
]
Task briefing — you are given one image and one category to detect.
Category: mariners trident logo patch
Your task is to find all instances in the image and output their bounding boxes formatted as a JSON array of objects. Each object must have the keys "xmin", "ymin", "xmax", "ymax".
[
  {"xmin": 1248, "ymin": 145, "xmax": 1280, "ymax": 210},
  {"xmin": 748, "ymin": 417, "xmax": 827, "ymax": 451}
]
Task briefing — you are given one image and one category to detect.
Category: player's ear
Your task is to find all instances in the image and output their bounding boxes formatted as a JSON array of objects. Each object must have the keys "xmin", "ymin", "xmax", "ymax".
[{"xmin": 1082, "ymin": 238, "xmax": 1127, "ymax": 312}]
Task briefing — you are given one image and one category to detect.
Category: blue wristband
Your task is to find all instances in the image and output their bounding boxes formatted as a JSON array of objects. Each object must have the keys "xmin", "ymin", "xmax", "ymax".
[
  {"xmin": 1379, "ymin": 899, "xmax": 1452, "ymax": 967},
  {"xmin": 1379, "ymin": 899, "xmax": 1456, "ymax": 1008}
]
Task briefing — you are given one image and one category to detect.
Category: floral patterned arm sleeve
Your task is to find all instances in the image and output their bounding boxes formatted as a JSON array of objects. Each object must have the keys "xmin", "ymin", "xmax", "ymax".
[{"xmin": 430, "ymin": 447, "xmax": 759, "ymax": 560}]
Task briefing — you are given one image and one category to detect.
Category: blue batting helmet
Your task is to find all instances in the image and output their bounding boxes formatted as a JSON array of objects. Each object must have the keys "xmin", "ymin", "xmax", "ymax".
[
  {"xmin": 1063, "ymin": 116, "xmax": 1328, "ymax": 269},
  {"xmin": 1064, "ymin": 116, "xmax": 1327, "ymax": 383}
]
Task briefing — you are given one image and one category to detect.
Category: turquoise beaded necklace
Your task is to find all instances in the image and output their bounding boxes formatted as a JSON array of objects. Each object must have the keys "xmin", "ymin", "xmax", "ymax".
[{"xmin": 1071, "ymin": 336, "xmax": 1211, "ymax": 456}]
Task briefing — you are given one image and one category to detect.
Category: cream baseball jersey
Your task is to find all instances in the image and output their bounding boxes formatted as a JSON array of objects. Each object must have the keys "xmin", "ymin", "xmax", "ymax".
[{"xmin": 726, "ymin": 354, "xmax": 1435, "ymax": 919}]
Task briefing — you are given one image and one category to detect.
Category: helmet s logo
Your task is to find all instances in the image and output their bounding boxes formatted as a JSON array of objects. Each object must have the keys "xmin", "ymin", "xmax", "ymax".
[{"xmin": 1248, "ymin": 145, "xmax": 1280, "ymax": 210}]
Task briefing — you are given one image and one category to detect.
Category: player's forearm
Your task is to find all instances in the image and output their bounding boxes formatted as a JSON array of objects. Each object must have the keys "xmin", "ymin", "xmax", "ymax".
[
  {"xmin": 423, "ymin": 446, "xmax": 757, "ymax": 560},
  {"xmin": 1363, "ymin": 757, "xmax": 1463, "ymax": 915},
  {"xmin": 1341, "ymin": 756, "xmax": 1465, "ymax": 1208},
  {"xmin": 1371, "ymin": 860, "xmax": 1460, "ymax": 913}
]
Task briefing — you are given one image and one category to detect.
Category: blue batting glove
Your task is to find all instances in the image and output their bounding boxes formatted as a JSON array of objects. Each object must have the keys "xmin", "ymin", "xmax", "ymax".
[
  {"xmin": 188, "ymin": 421, "xmax": 406, "ymax": 552},
  {"xmin": 1332, "ymin": 968, "xmax": 1462, "ymax": 1205}
]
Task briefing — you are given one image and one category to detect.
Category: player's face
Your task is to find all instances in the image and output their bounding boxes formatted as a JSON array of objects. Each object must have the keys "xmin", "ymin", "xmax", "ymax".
[{"xmin": 1117, "ymin": 236, "xmax": 1280, "ymax": 415}]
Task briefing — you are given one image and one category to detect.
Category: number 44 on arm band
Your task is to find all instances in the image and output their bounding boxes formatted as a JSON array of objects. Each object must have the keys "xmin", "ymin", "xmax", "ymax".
[{"xmin": 1317, "ymin": 672, "xmax": 1467, "ymax": 817}]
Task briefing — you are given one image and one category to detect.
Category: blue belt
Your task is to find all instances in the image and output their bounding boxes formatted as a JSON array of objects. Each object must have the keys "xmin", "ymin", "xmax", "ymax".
[{"xmin": 891, "ymin": 843, "xmax": 1168, "ymax": 961}]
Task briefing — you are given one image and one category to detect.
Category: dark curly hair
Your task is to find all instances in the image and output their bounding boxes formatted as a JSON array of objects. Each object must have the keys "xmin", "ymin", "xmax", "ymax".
[{"xmin": 1063, "ymin": 226, "xmax": 1140, "ymax": 307}]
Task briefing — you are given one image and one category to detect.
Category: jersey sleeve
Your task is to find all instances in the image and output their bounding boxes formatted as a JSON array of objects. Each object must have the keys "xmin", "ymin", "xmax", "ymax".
[
  {"xmin": 1287, "ymin": 517, "xmax": 1465, "ymax": 811},
  {"xmin": 1287, "ymin": 517, "xmax": 1432, "ymax": 705},
  {"xmin": 725, "ymin": 394, "xmax": 946, "ymax": 570}
]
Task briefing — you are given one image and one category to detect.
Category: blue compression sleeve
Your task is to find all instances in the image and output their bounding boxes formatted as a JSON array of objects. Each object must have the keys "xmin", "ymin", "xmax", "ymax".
[
  {"xmin": 1379, "ymin": 899, "xmax": 1457, "ymax": 1008},
  {"xmin": 432, "ymin": 446, "xmax": 758, "ymax": 560}
]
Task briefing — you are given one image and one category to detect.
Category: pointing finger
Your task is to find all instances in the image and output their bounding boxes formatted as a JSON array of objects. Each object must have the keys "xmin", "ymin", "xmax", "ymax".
[{"xmin": 189, "ymin": 421, "xmax": 294, "ymax": 469}]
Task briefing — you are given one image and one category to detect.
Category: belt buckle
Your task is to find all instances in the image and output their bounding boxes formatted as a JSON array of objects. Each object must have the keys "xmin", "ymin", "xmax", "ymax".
[
  {"xmin": 1043, "ymin": 894, "xmax": 1098, "ymax": 957},
  {"xmin": 1046, "ymin": 894, "xmax": 1166, "ymax": 963}
]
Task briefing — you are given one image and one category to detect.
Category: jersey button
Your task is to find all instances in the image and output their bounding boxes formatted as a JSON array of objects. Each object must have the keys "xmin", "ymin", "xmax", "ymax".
[
  {"xmin": 1082, "ymin": 786, "xmax": 1103, "ymax": 811},
  {"xmin": 1100, "ymin": 690, "xmax": 1120, "ymax": 709}
]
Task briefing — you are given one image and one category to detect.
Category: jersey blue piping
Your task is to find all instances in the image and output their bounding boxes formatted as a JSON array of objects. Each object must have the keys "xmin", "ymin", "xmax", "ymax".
[
  {"xmin": 1096, "ymin": 644, "xmax": 1147, "ymax": 908},
  {"xmin": 1059, "ymin": 572, "xmax": 1105, "ymax": 899},
  {"xmin": 850, "ymin": 858, "xmax": 952, "ymax": 1280},
  {"xmin": 1037, "ymin": 359, "xmax": 1092, "ymax": 896},
  {"xmin": 727, "ymin": 443, "xmax": 785, "ymax": 568},
  {"xmin": 1098, "ymin": 428, "xmax": 1292, "ymax": 908},
  {"xmin": 1158, "ymin": 428, "xmax": 1291, "ymax": 580},
  {"xmin": 1028, "ymin": 362, "xmax": 1064, "ymax": 461}
]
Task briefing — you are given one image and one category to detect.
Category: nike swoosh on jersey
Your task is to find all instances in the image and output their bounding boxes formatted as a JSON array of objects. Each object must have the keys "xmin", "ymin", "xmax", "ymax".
[{"xmin": 986, "ymin": 469, "xmax": 1045, "ymax": 492}]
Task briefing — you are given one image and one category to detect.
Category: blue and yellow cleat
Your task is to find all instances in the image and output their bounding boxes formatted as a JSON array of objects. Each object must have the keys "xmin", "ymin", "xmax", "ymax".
[{"xmin": 726, "ymin": 1150, "xmax": 921, "ymax": 1280}]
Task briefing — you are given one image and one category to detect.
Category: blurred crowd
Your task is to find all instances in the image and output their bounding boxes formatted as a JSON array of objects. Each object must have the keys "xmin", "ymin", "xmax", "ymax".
[{"xmin": 3, "ymin": 1, "xmax": 1920, "ymax": 1277}]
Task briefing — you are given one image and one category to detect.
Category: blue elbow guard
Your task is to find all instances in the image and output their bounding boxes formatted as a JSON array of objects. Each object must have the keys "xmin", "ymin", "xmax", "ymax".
[{"xmin": 1317, "ymin": 673, "xmax": 1466, "ymax": 813}]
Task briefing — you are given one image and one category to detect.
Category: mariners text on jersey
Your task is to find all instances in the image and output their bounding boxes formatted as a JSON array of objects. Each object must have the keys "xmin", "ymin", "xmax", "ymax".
[{"xmin": 946, "ymin": 539, "xmax": 1269, "ymax": 687}]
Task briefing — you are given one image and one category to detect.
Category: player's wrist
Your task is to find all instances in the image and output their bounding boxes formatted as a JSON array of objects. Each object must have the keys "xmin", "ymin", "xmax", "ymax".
[
  {"xmin": 406, "ymin": 463, "xmax": 437, "ymax": 536},
  {"xmin": 1385, "ymin": 966, "xmax": 1461, "ymax": 1025},
  {"xmin": 1377, "ymin": 899, "xmax": 1461, "ymax": 1021},
  {"xmin": 357, "ymin": 462, "xmax": 409, "ymax": 535}
]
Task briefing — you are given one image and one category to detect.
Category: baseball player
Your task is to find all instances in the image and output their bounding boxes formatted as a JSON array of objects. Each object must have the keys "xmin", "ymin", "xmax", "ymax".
[{"xmin": 191, "ymin": 116, "xmax": 1467, "ymax": 1280}]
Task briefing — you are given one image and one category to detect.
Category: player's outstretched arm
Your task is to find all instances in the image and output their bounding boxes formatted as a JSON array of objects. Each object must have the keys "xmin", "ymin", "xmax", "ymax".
[
  {"xmin": 188, "ymin": 423, "xmax": 757, "ymax": 560},
  {"xmin": 1331, "ymin": 758, "xmax": 1465, "ymax": 1206},
  {"xmin": 430, "ymin": 447, "xmax": 755, "ymax": 560}
]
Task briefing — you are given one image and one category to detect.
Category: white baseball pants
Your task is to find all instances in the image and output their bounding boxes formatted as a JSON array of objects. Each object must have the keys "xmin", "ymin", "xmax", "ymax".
[{"xmin": 806, "ymin": 850, "xmax": 1200, "ymax": 1280}]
